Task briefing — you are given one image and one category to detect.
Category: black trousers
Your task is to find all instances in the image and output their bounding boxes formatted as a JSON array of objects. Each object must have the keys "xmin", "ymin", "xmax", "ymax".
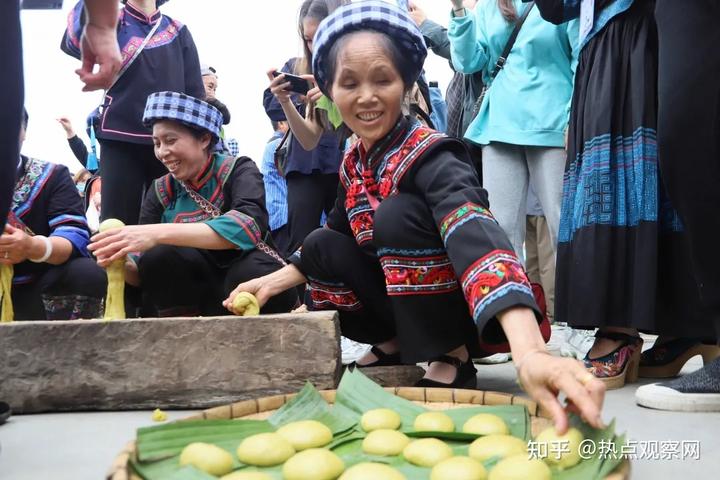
[
  {"xmin": 656, "ymin": 0, "xmax": 720, "ymax": 332},
  {"xmin": 301, "ymin": 193, "xmax": 480, "ymax": 363},
  {"xmin": 0, "ymin": 0, "xmax": 22, "ymax": 230},
  {"xmin": 12, "ymin": 258, "xmax": 107, "ymax": 321},
  {"xmin": 138, "ymin": 245, "xmax": 298, "ymax": 317},
  {"xmin": 285, "ymin": 172, "xmax": 339, "ymax": 253},
  {"xmin": 99, "ymin": 139, "xmax": 168, "ymax": 225}
]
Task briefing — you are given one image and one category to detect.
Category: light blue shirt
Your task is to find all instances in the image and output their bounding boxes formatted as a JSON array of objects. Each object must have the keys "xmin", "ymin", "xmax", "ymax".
[
  {"xmin": 449, "ymin": 0, "xmax": 579, "ymax": 147},
  {"xmin": 260, "ymin": 132, "xmax": 288, "ymax": 231}
]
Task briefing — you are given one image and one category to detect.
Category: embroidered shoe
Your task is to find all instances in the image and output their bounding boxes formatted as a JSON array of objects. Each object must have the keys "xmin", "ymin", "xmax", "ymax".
[
  {"xmin": 583, "ymin": 331, "xmax": 643, "ymax": 390},
  {"xmin": 636, "ymin": 357, "xmax": 720, "ymax": 412},
  {"xmin": 639, "ymin": 338, "xmax": 720, "ymax": 379}
]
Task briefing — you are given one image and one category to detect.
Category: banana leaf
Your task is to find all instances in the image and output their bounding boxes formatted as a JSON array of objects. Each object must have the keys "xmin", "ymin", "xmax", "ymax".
[
  {"xmin": 268, "ymin": 382, "xmax": 357, "ymax": 435},
  {"xmin": 131, "ymin": 368, "xmax": 624, "ymax": 480},
  {"xmin": 136, "ymin": 419, "xmax": 272, "ymax": 462}
]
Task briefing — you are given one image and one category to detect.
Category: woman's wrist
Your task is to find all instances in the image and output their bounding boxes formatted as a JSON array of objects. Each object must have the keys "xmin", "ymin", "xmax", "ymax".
[{"xmin": 497, "ymin": 306, "xmax": 548, "ymax": 361}]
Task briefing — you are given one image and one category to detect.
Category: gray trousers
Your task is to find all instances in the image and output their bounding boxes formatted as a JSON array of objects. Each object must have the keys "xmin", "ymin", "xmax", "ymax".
[{"xmin": 481, "ymin": 142, "xmax": 566, "ymax": 261}]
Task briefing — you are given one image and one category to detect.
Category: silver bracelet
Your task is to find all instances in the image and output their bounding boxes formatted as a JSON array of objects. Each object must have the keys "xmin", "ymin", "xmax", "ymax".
[{"xmin": 29, "ymin": 235, "xmax": 53, "ymax": 263}]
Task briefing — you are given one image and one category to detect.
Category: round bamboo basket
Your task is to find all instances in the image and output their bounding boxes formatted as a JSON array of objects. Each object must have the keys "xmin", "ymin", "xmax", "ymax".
[{"xmin": 108, "ymin": 387, "xmax": 630, "ymax": 480}]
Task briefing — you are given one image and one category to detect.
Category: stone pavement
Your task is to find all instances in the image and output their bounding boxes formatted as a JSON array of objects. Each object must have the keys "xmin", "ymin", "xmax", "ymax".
[{"xmin": 1, "ymin": 353, "xmax": 718, "ymax": 479}]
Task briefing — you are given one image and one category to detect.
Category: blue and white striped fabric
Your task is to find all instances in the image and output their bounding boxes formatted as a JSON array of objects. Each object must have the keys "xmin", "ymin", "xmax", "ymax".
[
  {"xmin": 312, "ymin": 0, "xmax": 427, "ymax": 97},
  {"xmin": 260, "ymin": 133, "xmax": 288, "ymax": 231},
  {"xmin": 143, "ymin": 91, "xmax": 224, "ymax": 143}
]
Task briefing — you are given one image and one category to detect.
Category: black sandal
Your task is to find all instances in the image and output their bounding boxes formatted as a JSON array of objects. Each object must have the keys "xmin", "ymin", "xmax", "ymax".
[
  {"xmin": 349, "ymin": 345, "xmax": 403, "ymax": 369},
  {"xmin": 414, "ymin": 355, "xmax": 477, "ymax": 389},
  {"xmin": 0, "ymin": 401, "xmax": 11, "ymax": 426}
]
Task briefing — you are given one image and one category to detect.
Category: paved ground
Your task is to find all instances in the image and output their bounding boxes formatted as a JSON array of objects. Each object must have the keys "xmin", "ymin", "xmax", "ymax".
[{"xmin": 1, "ymin": 345, "xmax": 719, "ymax": 479}]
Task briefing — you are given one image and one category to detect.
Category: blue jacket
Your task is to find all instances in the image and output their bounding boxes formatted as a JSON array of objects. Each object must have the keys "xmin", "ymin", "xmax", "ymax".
[
  {"xmin": 61, "ymin": 1, "xmax": 204, "ymax": 145},
  {"xmin": 449, "ymin": 1, "xmax": 579, "ymax": 147}
]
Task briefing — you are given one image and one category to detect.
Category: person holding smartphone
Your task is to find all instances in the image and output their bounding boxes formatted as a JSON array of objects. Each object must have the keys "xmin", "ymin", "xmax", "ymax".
[{"xmin": 263, "ymin": 0, "xmax": 348, "ymax": 256}]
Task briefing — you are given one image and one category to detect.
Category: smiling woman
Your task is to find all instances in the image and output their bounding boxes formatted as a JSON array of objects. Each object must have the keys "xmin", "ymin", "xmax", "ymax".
[
  {"xmin": 226, "ymin": 0, "xmax": 607, "ymax": 435},
  {"xmin": 89, "ymin": 91, "xmax": 298, "ymax": 317}
]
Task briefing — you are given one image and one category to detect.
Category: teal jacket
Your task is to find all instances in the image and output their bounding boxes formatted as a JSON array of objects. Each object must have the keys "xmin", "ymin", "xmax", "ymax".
[{"xmin": 449, "ymin": 1, "xmax": 579, "ymax": 147}]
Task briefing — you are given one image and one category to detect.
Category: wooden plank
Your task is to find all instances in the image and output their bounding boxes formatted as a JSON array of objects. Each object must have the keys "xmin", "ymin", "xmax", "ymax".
[{"xmin": 0, "ymin": 312, "xmax": 341, "ymax": 413}]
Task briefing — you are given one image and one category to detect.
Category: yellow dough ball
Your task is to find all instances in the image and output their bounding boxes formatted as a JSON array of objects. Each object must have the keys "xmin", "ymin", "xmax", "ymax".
[
  {"xmin": 339, "ymin": 462, "xmax": 406, "ymax": 480},
  {"xmin": 99, "ymin": 218, "xmax": 125, "ymax": 232},
  {"xmin": 233, "ymin": 292, "xmax": 260, "ymax": 316},
  {"xmin": 488, "ymin": 454, "xmax": 551, "ymax": 480},
  {"xmin": 362, "ymin": 429, "xmax": 410, "ymax": 456},
  {"xmin": 361, "ymin": 408, "xmax": 402, "ymax": 432},
  {"xmin": 282, "ymin": 448, "xmax": 345, "ymax": 480},
  {"xmin": 179, "ymin": 442, "xmax": 234, "ymax": 476},
  {"xmin": 402, "ymin": 438, "xmax": 453, "ymax": 467},
  {"xmin": 462, "ymin": 414, "xmax": 509, "ymax": 436},
  {"xmin": 236, "ymin": 432, "xmax": 295, "ymax": 467},
  {"xmin": 430, "ymin": 456, "xmax": 488, "ymax": 480},
  {"xmin": 468, "ymin": 434, "xmax": 527, "ymax": 462},
  {"xmin": 413, "ymin": 412, "xmax": 455, "ymax": 433},
  {"xmin": 221, "ymin": 473, "xmax": 274, "ymax": 480},
  {"xmin": 277, "ymin": 420, "xmax": 333, "ymax": 451},
  {"xmin": 535, "ymin": 427, "xmax": 584, "ymax": 469}
]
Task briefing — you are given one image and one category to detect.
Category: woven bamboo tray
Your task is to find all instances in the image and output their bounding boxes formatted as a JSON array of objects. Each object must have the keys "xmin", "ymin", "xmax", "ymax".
[{"xmin": 108, "ymin": 387, "xmax": 630, "ymax": 480}]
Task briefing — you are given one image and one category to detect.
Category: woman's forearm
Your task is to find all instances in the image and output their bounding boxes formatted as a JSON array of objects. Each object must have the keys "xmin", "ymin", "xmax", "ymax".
[
  {"xmin": 155, "ymin": 223, "xmax": 235, "ymax": 250},
  {"xmin": 281, "ymin": 101, "xmax": 323, "ymax": 151},
  {"xmin": 84, "ymin": 0, "xmax": 119, "ymax": 29},
  {"xmin": 497, "ymin": 306, "xmax": 548, "ymax": 364},
  {"xmin": 264, "ymin": 264, "xmax": 307, "ymax": 296}
]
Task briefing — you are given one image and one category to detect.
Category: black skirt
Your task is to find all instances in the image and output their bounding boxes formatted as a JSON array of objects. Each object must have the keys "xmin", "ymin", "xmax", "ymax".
[{"xmin": 556, "ymin": 0, "xmax": 712, "ymax": 338}]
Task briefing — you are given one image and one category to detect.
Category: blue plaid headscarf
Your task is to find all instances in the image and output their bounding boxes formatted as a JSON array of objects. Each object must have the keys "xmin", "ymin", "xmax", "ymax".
[
  {"xmin": 143, "ymin": 92, "xmax": 224, "ymax": 144},
  {"xmin": 312, "ymin": 0, "xmax": 427, "ymax": 98}
]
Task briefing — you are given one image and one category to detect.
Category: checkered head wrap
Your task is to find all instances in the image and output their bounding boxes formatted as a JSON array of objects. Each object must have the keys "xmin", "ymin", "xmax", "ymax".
[
  {"xmin": 312, "ymin": 0, "xmax": 427, "ymax": 98},
  {"xmin": 143, "ymin": 91, "xmax": 223, "ymax": 143}
]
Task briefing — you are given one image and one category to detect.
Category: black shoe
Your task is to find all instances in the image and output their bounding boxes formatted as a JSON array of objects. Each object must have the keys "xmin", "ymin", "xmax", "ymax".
[
  {"xmin": 414, "ymin": 355, "xmax": 477, "ymax": 389},
  {"xmin": 0, "ymin": 401, "xmax": 11, "ymax": 425},
  {"xmin": 348, "ymin": 345, "xmax": 403, "ymax": 369}
]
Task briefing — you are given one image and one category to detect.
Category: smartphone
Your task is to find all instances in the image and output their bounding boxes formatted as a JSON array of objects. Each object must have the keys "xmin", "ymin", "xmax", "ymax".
[{"xmin": 272, "ymin": 71, "xmax": 310, "ymax": 96}]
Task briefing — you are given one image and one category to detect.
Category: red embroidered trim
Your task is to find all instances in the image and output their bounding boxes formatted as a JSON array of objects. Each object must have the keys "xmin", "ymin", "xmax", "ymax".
[
  {"xmin": 341, "ymin": 124, "xmax": 445, "ymax": 247},
  {"xmin": 381, "ymin": 254, "xmax": 459, "ymax": 296},
  {"xmin": 307, "ymin": 279, "xmax": 362, "ymax": 311}
]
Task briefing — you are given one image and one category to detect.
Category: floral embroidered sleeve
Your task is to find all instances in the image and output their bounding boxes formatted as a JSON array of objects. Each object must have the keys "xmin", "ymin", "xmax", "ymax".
[
  {"xmin": 410, "ymin": 141, "xmax": 541, "ymax": 344},
  {"xmin": 207, "ymin": 157, "xmax": 269, "ymax": 251}
]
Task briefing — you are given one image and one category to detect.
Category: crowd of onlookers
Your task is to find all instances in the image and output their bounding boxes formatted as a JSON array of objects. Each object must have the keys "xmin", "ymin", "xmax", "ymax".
[{"xmin": 2, "ymin": 0, "xmax": 720, "ymax": 417}]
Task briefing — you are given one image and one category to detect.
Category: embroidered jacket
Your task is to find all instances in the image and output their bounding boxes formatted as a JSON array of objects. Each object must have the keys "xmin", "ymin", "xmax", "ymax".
[
  {"xmin": 61, "ymin": 1, "xmax": 204, "ymax": 145},
  {"xmin": 291, "ymin": 117, "xmax": 540, "ymax": 339},
  {"xmin": 8, "ymin": 157, "xmax": 91, "ymax": 286},
  {"xmin": 140, "ymin": 153, "xmax": 271, "ymax": 256}
]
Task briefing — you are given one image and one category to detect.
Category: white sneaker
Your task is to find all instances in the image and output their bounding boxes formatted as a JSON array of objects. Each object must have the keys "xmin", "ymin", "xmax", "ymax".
[{"xmin": 341, "ymin": 336, "xmax": 370, "ymax": 365}]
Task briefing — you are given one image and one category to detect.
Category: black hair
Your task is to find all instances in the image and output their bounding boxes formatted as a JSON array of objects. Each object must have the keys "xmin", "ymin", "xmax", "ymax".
[
  {"xmin": 325, "ymin": 31, "xmax": 416, "ymax": 94},
  {"xmin": 22, "ymin": 108, "xmax": 29, "ymax": 129},
  {"xmin": 271, "ymin": 120, "xmax": 279, "ymax": 131},
  {"xmin": 205, "ymin": 97, "xmax": 231, "ymax": 125},
  {"xmin": 296, "ymin": 0, "xmax": 349, "ymax": 75}
]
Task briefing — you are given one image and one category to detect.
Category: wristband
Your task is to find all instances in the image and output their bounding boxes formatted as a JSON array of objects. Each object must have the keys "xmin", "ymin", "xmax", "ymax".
[
  {"xmin": 453, "ymin": 7, "xmax": 466, "ymax": 16},
  {"xmin": 29, "ymin": 235, "xmax": 53, "ymax": 263}
]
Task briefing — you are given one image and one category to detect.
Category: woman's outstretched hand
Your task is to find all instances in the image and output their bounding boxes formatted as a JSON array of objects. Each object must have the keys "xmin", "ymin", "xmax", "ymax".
[{"xmin": 517, "ymin": 351, "xmax": 606, "ymax": 434}]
